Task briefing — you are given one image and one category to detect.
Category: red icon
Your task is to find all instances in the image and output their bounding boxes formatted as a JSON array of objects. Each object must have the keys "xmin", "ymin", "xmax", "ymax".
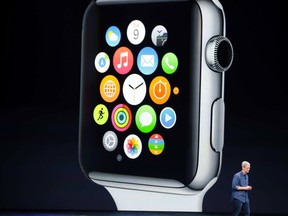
[{"xmin": 113, "ymin": 47, "xmax": 134, "ymax": 75}]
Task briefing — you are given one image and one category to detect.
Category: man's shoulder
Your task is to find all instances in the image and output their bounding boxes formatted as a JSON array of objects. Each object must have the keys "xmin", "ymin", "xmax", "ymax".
[{"xmin": 234, "ymin": 171, "xmax": 242, "ymax": 178}]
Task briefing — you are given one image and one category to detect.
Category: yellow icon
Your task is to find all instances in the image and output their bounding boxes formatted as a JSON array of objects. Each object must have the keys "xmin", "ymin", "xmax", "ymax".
[
  {"xmin": 100, "ymin": 75, "xmax": 120, "ymax": 103},
  {"xmin": 93, "ymin": 104, "xmax": 109, "ymax": 125},
  {"xmin": 149, "ymin": 76, "xmax": 171, "ymax": 105},
  {"xmin": 173, "ymin": 87, "xmax": 179, "ymax": 95}
]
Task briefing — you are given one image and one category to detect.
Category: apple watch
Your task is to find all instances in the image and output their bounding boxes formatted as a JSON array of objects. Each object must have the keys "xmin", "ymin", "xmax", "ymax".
[{"xmin": 79, "ymin": 0, "xmax": 233, "ymax": 212}]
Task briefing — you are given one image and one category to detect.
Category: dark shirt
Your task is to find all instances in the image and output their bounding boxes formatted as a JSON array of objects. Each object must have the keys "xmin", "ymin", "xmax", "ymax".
[{"xmin": 231, "ymin": 171, "xmax": 249, "ymax": 203}]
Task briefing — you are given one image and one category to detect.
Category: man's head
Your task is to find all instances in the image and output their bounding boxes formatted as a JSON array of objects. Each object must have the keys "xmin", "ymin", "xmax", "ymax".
[{"xmin": 241, "ymin": 161, "xmax": 251, "ymax": 174}]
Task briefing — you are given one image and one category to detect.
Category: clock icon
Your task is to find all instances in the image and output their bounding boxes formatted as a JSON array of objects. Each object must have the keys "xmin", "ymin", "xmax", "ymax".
[
  {"xmin": 154, "ymin": 79, "xmax": 167, "ymax": 99},
  {"xmin": 123, "ymin": 74, "xmax": 147, "ymax": 105},
  {"xmin": 149, "ymin": 76, "xmax": 171, "ymax": 105}
]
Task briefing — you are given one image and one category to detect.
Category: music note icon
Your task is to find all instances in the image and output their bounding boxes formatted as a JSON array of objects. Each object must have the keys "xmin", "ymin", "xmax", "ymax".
[
  {"xmin": 113, "ymin": 47, "xmax": 134, "ymax": 75},
  {"xmin": 117, "ymin": 51, "xmax": 128, "ymax": 68}
]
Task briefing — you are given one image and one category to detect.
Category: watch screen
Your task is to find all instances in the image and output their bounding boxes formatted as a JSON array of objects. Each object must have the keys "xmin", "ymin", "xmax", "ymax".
[{"xmin": 79, "ymin": 0, "xmax": 202, "ymax": 186}]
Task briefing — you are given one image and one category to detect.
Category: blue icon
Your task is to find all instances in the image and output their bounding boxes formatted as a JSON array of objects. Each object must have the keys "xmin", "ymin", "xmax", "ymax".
[
  {"xmin": 95, "ymin": 52, "xmax": 110, "ymax": 73},
  {"xmin": 106, "ymin": 26, "xmax": 121, "ymax": 47},
  {"xmin": 160, "ymin": 107, "xmax": 176, "ymax": 129},
  {"xmin": 137, "ymin": 47, "xmax": 158, "ymax": 75},
  {"xmin": 99, "ymin": 57, "xmax": 106, "ymax": 68}
]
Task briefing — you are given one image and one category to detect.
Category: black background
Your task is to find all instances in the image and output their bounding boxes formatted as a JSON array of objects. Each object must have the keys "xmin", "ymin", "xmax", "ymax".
[{"xmin": 1, "ymin": 0, "xmax": 287, "ymax": 214}]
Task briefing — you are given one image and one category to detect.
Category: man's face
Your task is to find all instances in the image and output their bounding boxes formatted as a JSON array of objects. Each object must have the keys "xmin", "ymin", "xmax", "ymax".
[{"xmin": 242, "ymin": 164, "xmax": 251, "ymax": 174}]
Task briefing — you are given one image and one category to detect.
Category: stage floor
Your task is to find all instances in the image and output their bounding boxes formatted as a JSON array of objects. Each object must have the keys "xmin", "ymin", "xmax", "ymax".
[{"xmin": 0, "ymin": 211, "xmax": 280, "ymax": 216}]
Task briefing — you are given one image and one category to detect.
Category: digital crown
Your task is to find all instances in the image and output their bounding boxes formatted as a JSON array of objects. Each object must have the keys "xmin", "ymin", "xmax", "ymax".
[{"xmin": 206, "ymin": 36, "xmax": 234, "ymax": 72}]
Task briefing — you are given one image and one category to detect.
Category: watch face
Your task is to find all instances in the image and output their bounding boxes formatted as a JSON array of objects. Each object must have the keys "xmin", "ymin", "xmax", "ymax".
[{"xmin": 79, "ymin": 0, "xmax": 202, "ymax": 186}]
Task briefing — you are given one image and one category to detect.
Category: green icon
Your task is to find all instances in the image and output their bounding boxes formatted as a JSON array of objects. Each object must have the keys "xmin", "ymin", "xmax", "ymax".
[
  {"xmin": 161, "ymin": 52, "xmax": 178, "ymax": 74},
  {"xmin": 93, "ymin": 104, "xmax": 109, "ymax": 125},
  {"xmin": 135, "ymin": 105, "xmax": 156, "ymax": 133}
]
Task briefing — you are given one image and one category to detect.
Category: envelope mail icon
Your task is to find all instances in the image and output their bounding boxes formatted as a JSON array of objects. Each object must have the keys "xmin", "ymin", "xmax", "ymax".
[{"xmin": 141, "ymin": 55, "xmax": 155, "ymax": 67}]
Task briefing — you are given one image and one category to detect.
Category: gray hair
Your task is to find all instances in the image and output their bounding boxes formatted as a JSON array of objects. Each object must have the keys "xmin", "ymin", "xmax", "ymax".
[{"xmin": 241, "ymin": 161, "xmax": 250, "ymax": 168}]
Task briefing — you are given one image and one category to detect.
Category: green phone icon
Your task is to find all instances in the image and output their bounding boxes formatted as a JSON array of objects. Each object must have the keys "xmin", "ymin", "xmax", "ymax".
[{"xmin": 161, "ymin": 52, "xmax": 178, "ymax": 74}]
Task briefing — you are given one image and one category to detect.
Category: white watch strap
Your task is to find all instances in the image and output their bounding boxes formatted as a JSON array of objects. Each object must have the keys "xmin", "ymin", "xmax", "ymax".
[{"xmin": 101, "ymin": 177, "xmax": 217, "ymax": 211}]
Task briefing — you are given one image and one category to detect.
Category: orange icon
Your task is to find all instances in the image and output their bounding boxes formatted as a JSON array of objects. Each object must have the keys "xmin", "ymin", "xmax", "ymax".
[
  {"xmin": 173, "ymin": 87, "xmax": 179, "ymax": 95},
  {"xmin": 149, "ymin": 76, "xmax": 171, "ymax": 105},
  {"xmin": 100, "ymin": 75, "xmax": 120, "ymax": 103}
]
